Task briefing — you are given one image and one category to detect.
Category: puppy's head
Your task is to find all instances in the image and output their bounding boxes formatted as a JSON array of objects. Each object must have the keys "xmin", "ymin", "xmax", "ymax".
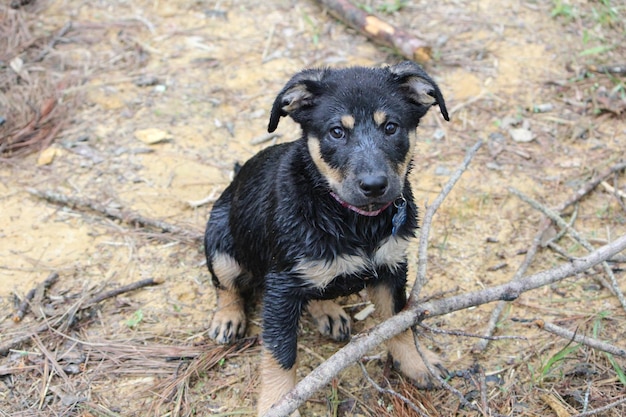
[{"xmin": 268, "ymin": 61, "xmax": 449, "ymax": 215}]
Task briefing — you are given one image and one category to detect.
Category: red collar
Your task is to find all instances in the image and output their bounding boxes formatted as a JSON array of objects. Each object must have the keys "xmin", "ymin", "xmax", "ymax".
[{"xmin": 330, "ymin": 192, "xmax": 393, "ymax": 217}]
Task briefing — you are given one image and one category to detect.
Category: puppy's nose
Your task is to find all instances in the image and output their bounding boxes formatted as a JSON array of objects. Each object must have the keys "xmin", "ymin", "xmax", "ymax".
[{"xmin": 359, "ymin": 175, "xmax": 388, "ymax": 198}]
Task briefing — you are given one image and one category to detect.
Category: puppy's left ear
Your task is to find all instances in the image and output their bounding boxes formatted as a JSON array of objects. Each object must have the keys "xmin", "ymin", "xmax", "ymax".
[
  {"xmin": 268, "ymin": 68, "xmax": 327, "ymax": 133},
  {"xmin": 389, "ymin": 61, "xmax": 450, "ymax": 121}
]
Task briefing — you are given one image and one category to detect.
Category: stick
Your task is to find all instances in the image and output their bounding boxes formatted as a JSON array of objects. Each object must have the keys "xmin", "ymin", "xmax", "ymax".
[
  {"xmin": 410, "ymin": 140, "xmax": 483, "ymax": 302},
  {"xmin": 315, "ymin": 0, "xmax": 432, "ymax": 63},
  {"xmin": 263, "ymin": 235, "xmax": 626, "ymax": 417},
  {"xmin": 35, "ymin": 21, "xmax": 73, "ymax": 62},
  {"xmin": 85, "ymin": 277, "xmax": 164, "ymax": 306},
  {"xmin": 13, "ymin": 272, "xmax": 59, "ymax": 322},
  {"xmin": 27, "ymin": 188, "xmax": 203, "ymax": 243},
  {"xmin": 534, "ymin": 320, "xmax": 626, "ymax": 357}
]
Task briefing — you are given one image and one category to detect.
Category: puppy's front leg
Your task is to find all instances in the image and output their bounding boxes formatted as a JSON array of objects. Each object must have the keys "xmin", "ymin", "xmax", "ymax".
[
  {"xmin": 257, "ymin": 275, "xmax": 303, "ymax": 417},
  {"xmin": 367, "ymin": 272, "xmax": 444, "ymax": 388}
]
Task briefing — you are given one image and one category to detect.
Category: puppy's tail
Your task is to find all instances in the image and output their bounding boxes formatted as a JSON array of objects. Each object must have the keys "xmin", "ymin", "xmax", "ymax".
[{"xmin": 233, "ymin": 162, "xmax": 242, "ymax": 177}]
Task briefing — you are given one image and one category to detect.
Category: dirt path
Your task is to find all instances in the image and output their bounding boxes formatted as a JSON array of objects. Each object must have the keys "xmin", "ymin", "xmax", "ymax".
[{"xmin": 1, "ymin": 0, "xmax": 624, "ymax": 415}]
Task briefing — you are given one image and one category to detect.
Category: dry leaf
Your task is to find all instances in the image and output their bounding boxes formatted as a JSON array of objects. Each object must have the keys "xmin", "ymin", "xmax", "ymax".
[
  {"xmin": 37, "ymin": 148, "xmax": 61, "ymax": 166},
  {"xmin": 134, "ymin": 128, "xmax": 171, "ymax": 145}
]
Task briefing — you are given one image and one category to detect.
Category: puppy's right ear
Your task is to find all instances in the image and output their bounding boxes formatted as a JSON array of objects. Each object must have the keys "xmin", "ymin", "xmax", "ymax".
[{"xmin": 268, "ymin": 68, "xmax": 326, "ymax": 133}]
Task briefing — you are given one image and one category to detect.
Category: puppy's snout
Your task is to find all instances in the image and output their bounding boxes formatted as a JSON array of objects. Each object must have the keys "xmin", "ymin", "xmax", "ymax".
[{"xmin": 359, "ymin": 174, "xmax": 388, "ymax": 198}]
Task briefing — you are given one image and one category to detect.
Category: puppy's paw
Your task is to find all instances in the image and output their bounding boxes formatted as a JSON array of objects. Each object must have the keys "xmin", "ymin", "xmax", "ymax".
[
  {"xmin": 209, "ymin": 305, "xmax": 247, "ymax": 344},
  {"xmin": 306, "ymin": 300, "xmax": 351, "ymax": 342},
  {"xmin": 388, "ymin": 330, "xmax": 446, "ymax": 389}
]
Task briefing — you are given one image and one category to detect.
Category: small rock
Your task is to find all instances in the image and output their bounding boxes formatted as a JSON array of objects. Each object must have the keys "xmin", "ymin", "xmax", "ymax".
[{"xmin": 434, "ymin": 165, "xmax": 451, "ymax": 176}]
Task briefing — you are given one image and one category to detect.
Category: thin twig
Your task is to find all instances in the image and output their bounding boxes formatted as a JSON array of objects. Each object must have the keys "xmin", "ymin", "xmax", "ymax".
[
  {"xmin": 510, "ymin": 186, "xmax": 626, "ymax": 313},
  {"xmin": 569, "ymin": 396, "xmax": 626, "ymax": 417},
  {"xmin": 418, "ymin": 322, "xmax": 526, "ymax": 342},
  {"xmin": 534, "ymin": 320, "xmax": 626, "ymax": 357},
  {"xmin": 35, "ymin": 21, "xmax": 72, "ymax": 62},
  {"xmin": 358, "ymin": 362, "xmax": 429, "ymax": 417},
  {"xmin": 411, "ymin": 326, "xmax": 479, "ymax": 413},
  {"xmin": 13, "ymin": 272, "xmax": 59, "ymax": 322},
  {"xmin": 85, "ymin": 277, "xmax": 164, "ymax": 306},
  {"xmin": 558, "ymin": 161, "xmax": 626, "ymax": 212},
  {"xmin": 410, "ymin": 139, "xmax": 483, "ymax": 302}
]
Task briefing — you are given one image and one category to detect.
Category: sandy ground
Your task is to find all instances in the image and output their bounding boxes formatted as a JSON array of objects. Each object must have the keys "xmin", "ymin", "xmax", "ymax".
[{"xmin": 1, "ymin": 0, "xmax": 625, "ymax": 416}]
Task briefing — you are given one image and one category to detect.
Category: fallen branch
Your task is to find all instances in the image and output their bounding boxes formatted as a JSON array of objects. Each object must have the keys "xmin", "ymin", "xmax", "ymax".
[
  {"xmin": 315, "ymin": 0, "xmax": 432, "ymax": 63},
  {"xmin": 27, "ymin": 188, "xmax": 203, "ymax": 243}
]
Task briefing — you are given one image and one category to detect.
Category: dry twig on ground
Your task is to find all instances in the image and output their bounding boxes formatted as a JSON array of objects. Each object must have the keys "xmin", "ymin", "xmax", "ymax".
[
  {"xmin": 27, "ymin": 188, "xmax": 204, "ymax": 243},
  {"xmin": 13, "ymin": 272, "xmax": 59, "ymax": 323},
  {"xmin": 534, "ymin": 320, "xmax": 626, "ymax": 357}
]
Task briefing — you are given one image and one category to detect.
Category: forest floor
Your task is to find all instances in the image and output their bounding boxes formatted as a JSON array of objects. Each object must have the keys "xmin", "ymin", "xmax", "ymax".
[{"xmin": 1, "ymin": 0, "xmax": 625, "ymax": 416}]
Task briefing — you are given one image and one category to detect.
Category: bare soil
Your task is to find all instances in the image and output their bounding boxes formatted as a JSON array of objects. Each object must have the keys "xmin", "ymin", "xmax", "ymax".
[{"xmin": 1, "ymin": 0, "xmax": 625, "ymax": 416}]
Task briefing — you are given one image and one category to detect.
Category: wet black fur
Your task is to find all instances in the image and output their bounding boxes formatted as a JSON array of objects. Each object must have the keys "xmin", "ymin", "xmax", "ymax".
[{"xmin": 204, "ymin": 62, "xmax": 448, "ymax": 370}]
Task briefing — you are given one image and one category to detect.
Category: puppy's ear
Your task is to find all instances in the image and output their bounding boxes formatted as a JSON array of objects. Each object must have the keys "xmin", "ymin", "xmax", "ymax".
[
  {"xmin": 268, "ymin": 69, "xmax": 326, "ymax": 133},
  {"xmin": 389, "ymin": 61, "xmax": 449, "ymax": 121}
]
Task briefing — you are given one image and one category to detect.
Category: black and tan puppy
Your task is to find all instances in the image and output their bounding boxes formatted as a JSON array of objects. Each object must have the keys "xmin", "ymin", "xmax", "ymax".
[{"xmin": 204, "ymin": 61, "xmax": 449, "ymax": 416}]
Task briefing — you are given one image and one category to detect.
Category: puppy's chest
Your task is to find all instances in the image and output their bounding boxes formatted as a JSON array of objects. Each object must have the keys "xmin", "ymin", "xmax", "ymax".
[{"xmin": 293, "ymin": 235, "xmax": 410, "ymax": 289}]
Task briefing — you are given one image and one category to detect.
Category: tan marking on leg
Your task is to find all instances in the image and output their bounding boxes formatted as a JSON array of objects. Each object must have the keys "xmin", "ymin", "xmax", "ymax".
[
  {"xmin": 257, "ymin": 349, "xmax": 299, "ymax": 417},
  {"xmin": 212, "ymin": 252, "xmax": 243, "ymax": 289},
  {"xmin": 306, "ymin": 299, "xmax": 351, "ymax": 341},
  {"xmin": 366, "ymin": 284, "xmax": 396, "ymax": 320},
  {"xmin": 340, "ymin": 114, "xmax": 355, "ymax": 130},
  {"xmin": 373, "ymin": 110, "xmax": 387, "ymax": 126},
  {"xmin": 307, "ymin": 137, "xmax": 343, "ymax": 189},
  {"xmin": 367, "ymin": 285, "xmax": 443, "ymax": 387},
  {"xmin": 387, "ymin": 329, "xmax": 443, "ymax": 388}
]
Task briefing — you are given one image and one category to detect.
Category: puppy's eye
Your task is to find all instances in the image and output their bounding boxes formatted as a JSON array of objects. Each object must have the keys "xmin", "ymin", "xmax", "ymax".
[
  {"xmin": 329, "ymin": 126, "xmax": 345, "ymax": 139},
  {"xmin": 384, "ymin": 122, "xmax": 398, "ymax": 135}
]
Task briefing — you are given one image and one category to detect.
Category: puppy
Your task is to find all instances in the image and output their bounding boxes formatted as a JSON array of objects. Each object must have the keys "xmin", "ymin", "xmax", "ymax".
[{"xmin": 204, "ymin": 61, "xmax": 449, "ymax": 416}]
